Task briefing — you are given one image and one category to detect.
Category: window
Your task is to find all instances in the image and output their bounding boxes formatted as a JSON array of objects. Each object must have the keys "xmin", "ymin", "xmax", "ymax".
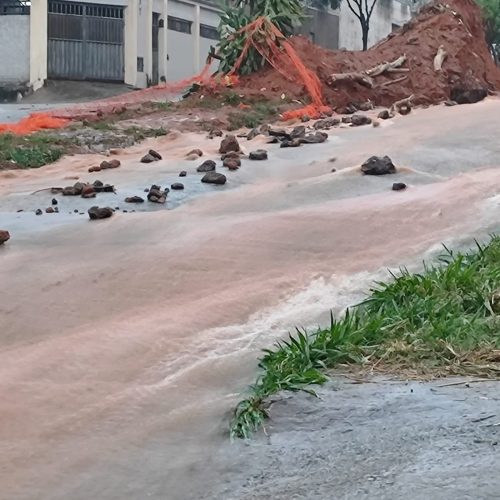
[
  {"xmin": 168, "ymin": 16, "xmax": 192, "ymax": 34},
  {"xmin": 137, "ymin": 57, "xmax": 144, "ymax": 72},
  {"xmin": 200, "ymin": 24, "xmax": 218, "ymax": 40}
]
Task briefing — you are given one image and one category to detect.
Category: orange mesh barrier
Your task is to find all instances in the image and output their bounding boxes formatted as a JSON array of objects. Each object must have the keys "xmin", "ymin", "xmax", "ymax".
[
  {"xmin": 0, "ymin": 113, "xmax": 69, "ymax": 135},
  {"xmin": 0, "ymin": 16, "xmax": 330, "ymax": 134}
]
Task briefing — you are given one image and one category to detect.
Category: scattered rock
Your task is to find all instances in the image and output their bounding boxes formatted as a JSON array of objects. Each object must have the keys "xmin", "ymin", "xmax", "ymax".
[
  {"xmin": 0, "ymin": 230, "xmax": 10, "ymax": 245},
  {"xmin": 361, "ymin": 156, "xmax": 396, "ymax": 175},
  {"xmin": 398, "ymin": 104, "xmax": 412, "ymax": 116},
  {"xmin": 341, "ymin": 116, "xmax": 352, "ymax": 124},
  {"xmin": 314, "ymin": 118, "xmax": 340, "ymax": 130},
  {"xmin": 249, "ymin": 149, "xmax": 268, "ymax": 160},
  {"xmin": 358, "ymin": 101, "xmax": 374, "ymax": 111},
  {"xmin": 62, "ymin": 186, "xmax": 78, "ymax": 196},
  {"xmin": 219, "ymin": 134, "xmax": 240, "ymax": 154},
  {"xmin": 108, "ymin": 159, "xmax": 121, "ymax": 169},
  {"xmin": 301, "ymin": 115, "xmax": 310, "ymax": 122},
  {"xmin": 392, "ymin": 182, "xmax": 407, "ymax": 191},
  {"xmin": 187, "ymin": 149, "xmax": 203, "ymax": 157},
  {"xmin": 377, "ymin": 109, "xmax": 392, "ymax": 120},
  {"xmin": 372, "ymin": 120, "xmax": 380, "ymax": 128},
  {"xmin": 125, "ymin": 196, "xmax": 144, "ymax": 203},
  {"xmin": 197, "ymin": 160, "xmax": 216, "ymax": 172},
  {"xmin": 149, "ymin": 149, "xmax": 162, "ymax": 160},
  {"xmin": 54, "ymin": 207, "xmax": 59, "ymax": 213},
  {"xmin": 280, "ymin": 139, "xmax": 302, "ymax": 148},
  {"xmin": 45, "ymin": 207, "xmax": 55, "ymax": 213},
  {"xmin": 88, "ymin": 206, "xmax": 114, "ymax": 220},
  {"xmin": 290, "ymin": 126, "xmax": 306, "ymax": 139},
  {"xmin": 102, "ymin": 184, "xmax": 115, "ymax": 193},
  {"xmin": 331, "ymin": 168, "xmax": 337, "ymax": 173},
  {"xmin": 147, "ymin": 184, "xmax": 167, "ymax": 203},
  {"xmin": 267, "ymin": 137, "xmax": 279, "ymax": 144},
  {"xmin": 93, "ymin": 180, "xmax": 103, "ymax": 188},
  {"xmin": 88, "ymin": 166, "xmax": 101, "ymax": 173},
  {"xmin": 81, "ymin": 185, "xmax": 96, "ymax": 198},
  {"xmin": 35, "ymin": 209, "xmax": 43, "ymax": 216},
  {"xmin": 300, "ymin": 132, "xmax": 328, "ymax": 144},
  {"xmin": 100, "ymin": 160, "xmax": 112, "ymax": 170},
  {"xmin": 223, "ymin": 159, "xmax": 240, "ymax": 170},
  {"xmin": 51, "ymin": 187, "xmax": 63, "ymax": 194},
  {"xmin": 186, "ymin": 153, "xmax": 200, "ymax": 161},
  {"xmin": 171, "ymin": 182, "xmax": 184, "ymax": 190},
  {"xmin": 350, "ymin": 114, "xmax": 372, "ymax": 126},
  {"xmin": 140, "ymin": 153, "xmax": 157, "ymax": 163},
  {"xmin": 179, "ymin": 170, "xmax": 187, "ymax": 177},
  {"xmin": 450, "ymin": 86, "xmax": 487, "ymax": 105},
  {"xmin": 74, "ymin": 209, "xmax": 79, "ymax": 213},
  {"xmin": 269, "ymin": 128, "xmax": 291, "ymax": 140},
  {"xmin": 109, "ymin": 148, "xmax": 122, "ymax": 155},
  {"xmin": 444, "ymin": 100, "xmax": 458, "ymax": 106},
  {"xmin": 208, "ymin": 128, "xmax": 223, "ymax": 139},
  {"xmin": 329, "ymin": 157, "xmax": 337, "ymax": 163},
  {"xmin": 221, "ymin": 151, "xmax": 241, "ymax": 161},
  {"xmin": 73, "ymin": 182, "xmax": 85, "ymax": 195},
  {"xmin": 201, "ymin": 172, "xmax": 227, "ymax": 185},
  {"xmin": 51, "ymin": 198, "xmax": 58, "ymax": 205},
  {"xmin": 246, "ymin": 128, "xmax": 260, "ymax": 141}
]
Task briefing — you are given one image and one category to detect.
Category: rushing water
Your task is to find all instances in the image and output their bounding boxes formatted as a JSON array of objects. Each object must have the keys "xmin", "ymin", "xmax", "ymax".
[{"xmin": 2, "ymin": 100, "xmax": 500, "ymax": 499}]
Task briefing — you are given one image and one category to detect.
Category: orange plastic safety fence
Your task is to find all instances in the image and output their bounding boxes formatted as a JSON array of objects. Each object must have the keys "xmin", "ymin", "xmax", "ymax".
[{"xmin": 0, "ymin": 113, "xmax": 69, "ymax": 135}]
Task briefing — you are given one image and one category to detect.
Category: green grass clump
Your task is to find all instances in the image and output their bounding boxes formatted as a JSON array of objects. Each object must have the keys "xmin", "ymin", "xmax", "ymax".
[
  {"xmin": 0, "ymin": 133, "xmax": 71, "ymax": 168},
  {"xmin": 227, "ymin": 103, "xmax": 279, "ymax": 130},
  {"xmin": 122, "ymin": 126, "xmax": 168, "ymax": 141},
  {"xmin": 231, "ymin": 237, "xmax": 500, "ymax": 439}
]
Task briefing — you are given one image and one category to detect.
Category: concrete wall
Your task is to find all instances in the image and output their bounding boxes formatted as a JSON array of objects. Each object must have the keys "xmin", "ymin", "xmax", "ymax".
[
  {"xmin": 338, "ymin": 0, "xmax": 411, "ymax": 50},
  {"xmin": 297, "ymin": 7, "xmax": 339, "ymax": 50},
  {"xmin": 0, "ymin": 15, "xmax": 30, "ymax": 85}
]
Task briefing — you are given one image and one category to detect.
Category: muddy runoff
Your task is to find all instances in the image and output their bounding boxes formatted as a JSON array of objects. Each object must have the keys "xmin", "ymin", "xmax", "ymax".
[{"xmin": 2, "ymin": 100, "xmax": 500, "ymax": 499}]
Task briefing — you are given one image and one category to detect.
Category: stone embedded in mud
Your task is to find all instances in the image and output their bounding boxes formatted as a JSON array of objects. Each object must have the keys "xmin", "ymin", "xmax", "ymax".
[
  {"xmin": 140, "ymin": 154, "xmax": 156, "ymax": 163},
  {"xmin": 187, "ymin": 149, "xmax": 203, "ymax": 158},
  {"xmin": 0, "ymin": 230, "xmax": 10, "ymax": 245},
  {"xmin": 280, "ymin": 139, "xmax": 302, "ymax": 148},
  {"xmin": 392, "ymin": 182, "xmax": 407, "ymax": 191},
  {"xmin": 267, "ymin": 137, "xmax": 279, "ymax": 144},
  {"xmin": 45, "ymin": 207, "xmax": 55, "ymax": 213},
  {"xmin": 221, "ymin": 151, "xmax": 241, "ymax": 161},
  {"xmin": 314, "ymin": 118, "xmax": 340, "ymax": 130},
  {"xmin": 93, "ymin": 180, "xmax": 104, "ymax": 188},
  {"xmin": 102, "ymin": 184, "xmax": 115, "ymax": 193},
  {"xmin": 179, "ymin": 171, "xmax": 187, "ymax": 177},
  {"xmin": 450, "ymin": 86, "xmax": 487, "ymax": 105},
  {"xmin": 219, "ymin": 134, "xmax": 240, "ymax": 154},
  {"xmin": 147, "ymin": 184, "xmax": 168, "ymax": 203},
  {"xmin": 361, "ymin": 156, "xmax": 396, "ymax": 175},
  {"xmin": 88, "ymin": 166, "xmax": 101, "ymax": 173},
  {"xmin": 378, "ymin": 109, "xmax": 392, "ymax": 120},
  {"xmin": 62, "ymin": 186, "xmax": 78, "ymax": 196},
  {"xmin": 99, "ymin": 160, "xmax": 112, "ymax": 170},
  {"xmin": 51, "ymin": 187, "xmax": 63, "ymax": 194},
  {"xmin": 246, "ymin": 128, "xmax": 260, "ymax": 141},
  {"xmin": 201, "ymin": 172, "xmax": 227, "ymax": 185},
  {"xmin": 88, "ymin": 206, "xmax": 114, "ymax": 220},
  {"xmin": 149, "ymin": 149, "xmax": 162, "ymax": 160},
  {"xmin": 290, "ymin": 126, "xmax": 306, "ymax": 139},
  {"xmin": 197, "ymin": 160, "xmax": 216, "ymax": 172},
  {"xmin": 108, "ymin": 159, "xmax": 121, "ymax": 169},
  {"xmin": 171, "ymin": 182, "xmax": 185, "ymax": 190},
  {"xmin": 81, "ymin": 185, "xmax": 96, "ymax": 198},
  {"xmin": 269, "ymin": 128, "xmax": 291, "ymax": 140},
  {"xmin": 350, "ymin": 114, "xmax": 372, "ymax": 126},
  {"xmin": 358, "ymin": 101, "xmax": 374, "ymax": 111},
  {"xmin": 125, "ymin": 196, "xmax": 145, "ymax": 203},
  {"xmin": 300, "ymin": 132, "xmax": 328, "ymax": 144},
  {"xmin": 73, "ymin": 182, "xmax": 85, "ymax": 195},
  {"xmin": 398, "ymin": 104, "xmax": 412, "ymax": 116},
  {"xmin": 51, "ymin": 198, "xmax": 58, "ymax": 205},
  {"xmin": 249, "ymin": 149, "xmax": 268, "ymax": 160},
  {"xmin": 223, "ymin": 158, "xmax": 240, "ymax": 170},
  {"xmin": 35, "ymin": 209, "xmax": 43, "ymax": 215},
  {"xmin": 208, "ymin": 128, "xmax": 223, "ymax": 139}
]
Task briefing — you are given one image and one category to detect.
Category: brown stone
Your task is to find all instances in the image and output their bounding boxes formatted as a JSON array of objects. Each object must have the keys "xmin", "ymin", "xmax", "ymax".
[
  {"xmin": 219, "ymin": 134, "xmax": 240, "ymax": 154},
  {"xmin": 0, "ymin": 230, "xmax": 10, "ymax": 245}
]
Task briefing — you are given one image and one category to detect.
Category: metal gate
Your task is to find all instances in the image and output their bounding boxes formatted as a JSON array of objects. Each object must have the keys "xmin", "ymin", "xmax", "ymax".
[{"xmin": 48, "ymin": 1, "xmax": 124, "ymax": 81}]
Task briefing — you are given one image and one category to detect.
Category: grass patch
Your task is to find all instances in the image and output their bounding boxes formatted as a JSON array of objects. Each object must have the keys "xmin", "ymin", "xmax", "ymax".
[
  {"xmin": 121, "ymin": 126, "xmax": 168, "ymax": 141},
  {"xmin": 227, "ymin": 102, "xmax": 279, "ymax": 130},
  {"xmin": 231, "ymin": 237, "xmax": 500, "ymax": 439},
  {"xmin": 0, "ymin": 132, "xmax": 73, "ymax": 168}
]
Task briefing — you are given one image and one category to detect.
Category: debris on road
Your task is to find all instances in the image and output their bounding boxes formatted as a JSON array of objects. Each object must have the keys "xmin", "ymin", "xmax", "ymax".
[
  {"xmin": 202, "ymin": 172, "xmax": 227, "ymax": 185},
  {"xmin": 0, "ymin": 230, "xmax": 10, "ymax": 245},
  {"xmin": 88, "ymin": 206, "xmax": 114, "ymax": 220},
  {"xmin": 361, "ymin": 156, "xmax": 397, "ymax": 175}
]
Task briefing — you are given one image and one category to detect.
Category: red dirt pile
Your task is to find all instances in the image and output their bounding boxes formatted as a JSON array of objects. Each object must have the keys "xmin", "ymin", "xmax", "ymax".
[{"xmin": 236, "ymin": 0, "xmax": 500, "ymax": 111}]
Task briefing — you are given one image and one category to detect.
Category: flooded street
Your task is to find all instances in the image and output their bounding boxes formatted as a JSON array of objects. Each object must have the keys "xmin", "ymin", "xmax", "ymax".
[{"xmin": 2, "ymin": 101, "xmax": 500, "ymax": 499}]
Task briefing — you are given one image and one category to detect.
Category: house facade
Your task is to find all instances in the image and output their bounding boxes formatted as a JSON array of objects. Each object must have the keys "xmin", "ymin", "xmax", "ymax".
[{"xmin": 0, "ymin": 0, "xmax": 413, "ymax": 95}]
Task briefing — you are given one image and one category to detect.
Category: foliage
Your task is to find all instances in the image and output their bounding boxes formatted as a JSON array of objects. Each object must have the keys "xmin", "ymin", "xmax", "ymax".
[
  {"xmin": 231, "ymin": 236, "xmax": 500, "ymax": 439},
  {"xmin": 227, "ymin": 102, "xmax": 279, "ymax": 129},
  {"xmin": 217, "ymin": 0, "xmax": 305, "ymax": 75},
  {"xmin": 0, "ymin": 133, "xmax": 71, "ymax": 168},
  {"xmin": 477, "ymin": 0, "xmax": 500, "ymax": 61}
]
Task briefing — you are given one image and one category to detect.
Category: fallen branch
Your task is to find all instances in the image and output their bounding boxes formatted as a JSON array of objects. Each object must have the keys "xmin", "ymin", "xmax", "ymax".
[
  {"xmin": 327, "ymin": 72, "xmax": 374, "ymax": 88},
  {"xmin": 380, "ymin": 75, "xmax": 408, "ymax": 87},
  {"xmin": 328, "ymin": 55, "xmax": 407, "ymax": 88},
  {"xmin": 366, "ymin": 54, "xmax": 407, "ymax": 77},
  {"xmin": 434, "ymin": 45, "xmax": 447, "ymax": 71},
  {"xmin": 390, "ymin": 94, "xmax": 415, "ymax": 115}
]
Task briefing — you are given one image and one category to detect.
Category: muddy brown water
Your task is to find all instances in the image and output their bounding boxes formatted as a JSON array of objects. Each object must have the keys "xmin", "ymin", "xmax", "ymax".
[{"xmin": 2, "ymin": 101, "xmax": 500, "ymax": 499}]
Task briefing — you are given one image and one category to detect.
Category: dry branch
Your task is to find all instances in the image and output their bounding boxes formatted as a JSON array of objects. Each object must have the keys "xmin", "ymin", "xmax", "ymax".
[
  {"xmin": 434, "ymin": 45, "xmax": 447, "ymax": 71},
  {"xmin": 390, "ymin": 94, "xmax": 415, "ymax": 114},
  {"xmin": 328, "ymin": 55, "xmax": 407, "ymax": 88},
  {"xmin": 380, "ymin": 75, "xmax": 409, "ymax": 87}
]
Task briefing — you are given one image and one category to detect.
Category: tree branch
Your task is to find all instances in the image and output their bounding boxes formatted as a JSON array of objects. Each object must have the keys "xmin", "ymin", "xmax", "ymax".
[
  {"xmin": 367, "ymin": 0, "xmax": 377, "ymax": 20},
  {"xmin": 346, "ymin": 0, "xmax": 362, "ymax": 21}
]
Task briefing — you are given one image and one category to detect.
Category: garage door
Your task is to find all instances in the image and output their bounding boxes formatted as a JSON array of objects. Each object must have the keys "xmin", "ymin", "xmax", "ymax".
[{"xmin": 48, "ymin": 1, "xmax": 124, "ymax": 81}]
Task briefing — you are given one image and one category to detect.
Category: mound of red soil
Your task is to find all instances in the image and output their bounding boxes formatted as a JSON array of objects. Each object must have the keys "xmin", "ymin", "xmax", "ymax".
[{"xmin": 237, "ymin": 0, "xmax": 500, "ymax": 111}]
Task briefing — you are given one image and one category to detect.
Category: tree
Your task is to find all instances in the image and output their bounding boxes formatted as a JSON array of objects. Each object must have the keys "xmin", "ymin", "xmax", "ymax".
[
  {"xmin": 477, "ymin": 0, "xmax": 500, "ymax": 63},
  {"xmin": 312, "ymin": 0, "xmax": 378, "ymax": 51}
]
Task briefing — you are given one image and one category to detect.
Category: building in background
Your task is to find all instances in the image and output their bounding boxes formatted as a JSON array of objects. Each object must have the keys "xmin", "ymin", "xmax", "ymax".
[{"xmin": 0, "ymin": 0, "xmax": 414, "ymax": 95}]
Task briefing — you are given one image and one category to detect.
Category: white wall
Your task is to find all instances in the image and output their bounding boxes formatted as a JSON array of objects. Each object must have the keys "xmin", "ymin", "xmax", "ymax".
[
  {"xmin": 339, "ymin": 0, "xmax": 410, "ymax": 50},
  {"xmin": 30, "ymin": 0, "xmax": 48, "ymax": 91},
  {"xmin": 0, "ymin": 16, "xmax": 30, "ymax": 85}
]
